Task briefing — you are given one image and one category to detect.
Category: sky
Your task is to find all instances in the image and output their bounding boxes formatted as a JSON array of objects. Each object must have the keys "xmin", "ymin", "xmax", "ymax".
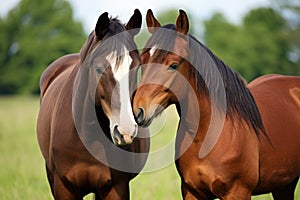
[{"xmin": 0, "ymin": 0, "xmax": 270, "ymax": 32}]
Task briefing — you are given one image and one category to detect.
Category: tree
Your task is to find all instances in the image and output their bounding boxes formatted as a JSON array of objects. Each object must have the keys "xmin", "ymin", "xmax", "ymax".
[
  {"xmin": 0, "ymin": 0, "xmax": 86, "ymax": 94},
  {"xmin": 273, "ymin": 0, "xmax": 300, "ymax": 74},
  {"xmin": 203, "ymin": 13, "xmax": 240, "ymax": 71},
  {"xmin": 242, "ymin": 8, "xmax": 291, "ymax": 77},
  {"xmin": 204, "ymin": 8, "xmax": 295, "ymax": 81}
]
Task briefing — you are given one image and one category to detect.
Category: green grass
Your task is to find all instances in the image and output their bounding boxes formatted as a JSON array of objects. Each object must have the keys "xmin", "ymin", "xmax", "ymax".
[
  {"xmin": 0, "ymin": 96, "xmax": 299, "ymax": 199},
  {"xmin": 0, "ymin": 96, "xmax": 51, "ymax": 199},
  {"xmin": 130, "ymin": 105, "xmax": 182, "ymax": 199}
]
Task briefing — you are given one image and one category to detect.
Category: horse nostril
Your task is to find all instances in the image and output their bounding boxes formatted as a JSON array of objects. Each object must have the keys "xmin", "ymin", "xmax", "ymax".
[
  {"xmin": 112, "ymin": 125, "xmax": 133, "ymax": 145},
  {"xmin": 135, "ymin": 107, "xmax": 145, "ymax": 125},
  {"xmin": 113, "ymin": 125, "xmax": 122, "ymax": 144}
]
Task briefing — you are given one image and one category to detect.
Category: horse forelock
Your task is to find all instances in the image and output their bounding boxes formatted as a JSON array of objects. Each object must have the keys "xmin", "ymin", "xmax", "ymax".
[
  {"xmin": 142, "ymin": 24, "xmax": 176, "ymax": 56},
  {"xmin": 79, "ymin": 18, "xmax": 135, "ymax": 65},
  {"xmin": 141, "ymin": 25, "xmax": 177, "ymax": 66}
]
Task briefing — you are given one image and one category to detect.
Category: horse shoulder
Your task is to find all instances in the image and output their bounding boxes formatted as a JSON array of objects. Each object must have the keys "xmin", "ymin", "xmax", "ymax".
[
  {"xmin": 248, "ymin": 75, "xmax": 300, "ymax": 191},
  {"xmin": 40, "ymin": 53, "xmax": 80, "ymax": 97}
]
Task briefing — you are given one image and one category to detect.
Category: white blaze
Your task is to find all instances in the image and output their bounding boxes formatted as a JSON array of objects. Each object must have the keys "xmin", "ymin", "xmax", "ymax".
[
  {"xmin": 106, "ymin": 47, "xmax": 137, "ymax": 137},
  {"xmin": 149, "ymin": 45, "xmax": 158, "ymax": 57}
]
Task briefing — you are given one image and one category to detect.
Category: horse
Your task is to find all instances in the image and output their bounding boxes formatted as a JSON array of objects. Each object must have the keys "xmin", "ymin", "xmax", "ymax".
[
  {"xmin": 37, "ymin": 9, "xmax": 149, "ymax": 199},
  {"xmin": 133, "ymin": 9, "xmax": 300, "ymax": 200}
]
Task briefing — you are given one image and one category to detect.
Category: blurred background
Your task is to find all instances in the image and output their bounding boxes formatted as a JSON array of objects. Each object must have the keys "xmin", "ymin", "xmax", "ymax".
[
  {"xmin": 0, "ymin": 0, "xmax": 300, "ymax": 94},
  {"xmin": 0, "ymin": 0, "xmax": 299, "ymax": 199},
  {"xmin": 0, "ymin": 0, "xmax": 299, "ymax": 94}
]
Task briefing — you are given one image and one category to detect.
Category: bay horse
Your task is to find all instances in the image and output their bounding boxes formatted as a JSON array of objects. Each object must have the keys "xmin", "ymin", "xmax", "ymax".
[
  {"xmin": 37, "ymin": 9, "xmax": 149, "ymax": 199},
  {"xmin": 133, "ymin": 9, "xmax": 300, "ymax": 199}
]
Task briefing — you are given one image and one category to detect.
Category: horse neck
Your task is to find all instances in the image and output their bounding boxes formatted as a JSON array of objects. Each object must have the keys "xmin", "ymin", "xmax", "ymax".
[
  {"xmin": 175, "ymin": 74, "xmax": 259, "ymax": 158},
  {"xmin": 174, "ymin": 77, "xmax": 218, "ymax": 159},
  {"xmin": 176, "ymin": 75, "xmax": 212, "ymax": 142}
]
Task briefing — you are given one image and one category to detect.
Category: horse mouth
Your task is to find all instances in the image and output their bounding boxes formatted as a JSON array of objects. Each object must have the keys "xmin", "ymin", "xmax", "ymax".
[
  {"xmin": 134, "ymin": 104, "xmax": 165, "ymax": 127},
  {"xmin": 112, "ymin": 126, "xmax": 134, "ymax": 146}
]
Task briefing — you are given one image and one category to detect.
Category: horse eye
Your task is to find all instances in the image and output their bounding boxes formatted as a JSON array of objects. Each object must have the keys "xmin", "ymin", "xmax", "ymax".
[
  {"xmin": 95, "ymin": 66, "xmax": 104, "ymax": 74},
  {"xmin": 168, "ymin": 63, "xmax": 179, "ymax": 71}
]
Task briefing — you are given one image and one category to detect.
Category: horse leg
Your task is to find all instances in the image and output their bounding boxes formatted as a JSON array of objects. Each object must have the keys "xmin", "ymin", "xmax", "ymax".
[
  {"xmin": 45, "ymin": 163, "xmax": 55, "ymax": 196},
  {"xmin": 181, "ymin": 181, "xmax": 202, "ymax": 200},
  {"xmin": 272, "ymin": 177, "xmax": 299, "ymax": 200},
  {"xmin": 96, "ymin": 183, "xmax": 129, "ymax": 200},
  {"xmin": 181, "ymin": 186, "xmax": 197, "ymax": 200},
  {"xmin": 220, "ymin": 183, "xmax": 252, "ymax": 200},
  {"xmin": 52, "ymin": 173, "xmax": 82, "ymax": 200}
]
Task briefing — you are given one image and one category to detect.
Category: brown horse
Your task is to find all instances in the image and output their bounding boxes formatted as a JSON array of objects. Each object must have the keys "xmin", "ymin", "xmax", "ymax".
[
  {"xmin": 133, "ymin": 9, "xmax": 300, "ymax": 199},
  {"xmin": 37, "ymin": 10, "xmax": 149, "ymax": 199}
]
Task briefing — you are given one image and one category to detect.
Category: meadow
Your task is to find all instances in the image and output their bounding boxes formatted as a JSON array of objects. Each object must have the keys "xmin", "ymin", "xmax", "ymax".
[{"xmin": 0, "ymin": 96, "xmax": 299, "ymax": 199}]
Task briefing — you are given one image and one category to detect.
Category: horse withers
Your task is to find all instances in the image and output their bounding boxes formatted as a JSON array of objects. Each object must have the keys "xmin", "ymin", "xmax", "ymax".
[
  {"xmin": 133, "ymin": 9, "xmax": 300, "ymax": 200},
  {"xmin": 37, "ymin": 10, "xmax": 149, "ymax": 199}
]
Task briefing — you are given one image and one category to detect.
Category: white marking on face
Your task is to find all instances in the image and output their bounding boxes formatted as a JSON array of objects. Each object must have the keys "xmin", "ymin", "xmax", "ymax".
[
  {"xmin": 149, "ymin": 44, "xmax": 158, "ymax": 57},
  {"xmin": 105, "ymin": 47, "xmax": 137, "ymax": 138}
]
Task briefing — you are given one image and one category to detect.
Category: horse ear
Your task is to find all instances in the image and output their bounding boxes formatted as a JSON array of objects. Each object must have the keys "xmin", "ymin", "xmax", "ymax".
[
  {"xmin": 176, "ymin": 10, "xmax": 189, "ymax": 35},
  {"xmin": 125, "ymin": 9, "xmax": 142, "ymax": 36},
  {"xmin": 95, "ymin": 12, "xmax": 110, "ymax": 40},
  {"xmin": 146, "ymin": 9, "xmax": 161, "ymax": 34}
]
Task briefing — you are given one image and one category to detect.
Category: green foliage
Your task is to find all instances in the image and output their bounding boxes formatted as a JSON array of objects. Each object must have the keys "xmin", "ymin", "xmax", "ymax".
[
  {"xmin": 203, "ymin": 13, "xmax": 241, "ymax": 73},
  {"xmin": 204, "ymin": 8, "xmax": 299, "ymax": 81},
  {"xmin": 0, "ymin": 0, "xmax": 86, "ymax": 94},
  {"xmin": 244, "ymin": 8, "xmax": 285, "ymax": 32},
  {"xmin": 242, "ymin": 8, "xmax": 291, "ymax": 78},
  {"xmin": 274, "ymin": 0, "xmax": 300, "ymax": 72}
]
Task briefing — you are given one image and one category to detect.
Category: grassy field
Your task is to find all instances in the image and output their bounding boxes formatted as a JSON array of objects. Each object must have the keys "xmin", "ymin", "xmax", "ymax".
[
  {"xmin": 0, "ymin": 96, "xmax": 50, "ymax": 199},
  {"xmin": 0, "ymin": 96, "xmax": 299, "ymax": 199}
]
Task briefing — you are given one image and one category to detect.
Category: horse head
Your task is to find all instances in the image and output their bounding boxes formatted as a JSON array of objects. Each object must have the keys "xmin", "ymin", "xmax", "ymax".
[
  {"xmin": 74, "ymin": 9, "xmax": 142, "ymax": 146},
  {"xmin": 133, "ymin": 9, "xmax": 192, "ymax": 127}
]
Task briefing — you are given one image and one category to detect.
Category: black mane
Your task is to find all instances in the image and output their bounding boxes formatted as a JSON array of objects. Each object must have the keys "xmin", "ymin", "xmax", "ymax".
[{"xmin": 143, "ymin": 24, "xmax": 266, "ymax": 136}]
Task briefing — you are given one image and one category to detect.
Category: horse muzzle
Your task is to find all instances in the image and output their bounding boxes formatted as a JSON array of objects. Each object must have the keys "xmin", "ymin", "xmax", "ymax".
[
  {"xmin": 112, "ymin": 125, "xmax": 136, "ymax": 146},
  {"xmin": 134, "ymin": 107, "xmax": 153, "ymax": 127}
]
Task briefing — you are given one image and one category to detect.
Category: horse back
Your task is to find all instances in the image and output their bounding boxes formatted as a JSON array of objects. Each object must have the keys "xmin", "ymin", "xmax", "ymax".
[
  {"xmin": 37, "ymin": 54, "xmax": 79, "ymax": 162},
  {"xmin": 248, "ymin": 74, "xmax": 300, "ymax": 191},
  {"xmin": 39, "ymin": 53, "xmax": 80, "ymax": 98}
]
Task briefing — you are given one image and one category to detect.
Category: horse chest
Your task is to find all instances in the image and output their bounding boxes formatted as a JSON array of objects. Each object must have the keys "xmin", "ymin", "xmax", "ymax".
[
  {"xmin": 177, "ymin": 155, "xmax": 234, "ymax": 198},
  {"xmin": 177, "ymin": 126, "xmax": 260, "ymax": 198}
]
